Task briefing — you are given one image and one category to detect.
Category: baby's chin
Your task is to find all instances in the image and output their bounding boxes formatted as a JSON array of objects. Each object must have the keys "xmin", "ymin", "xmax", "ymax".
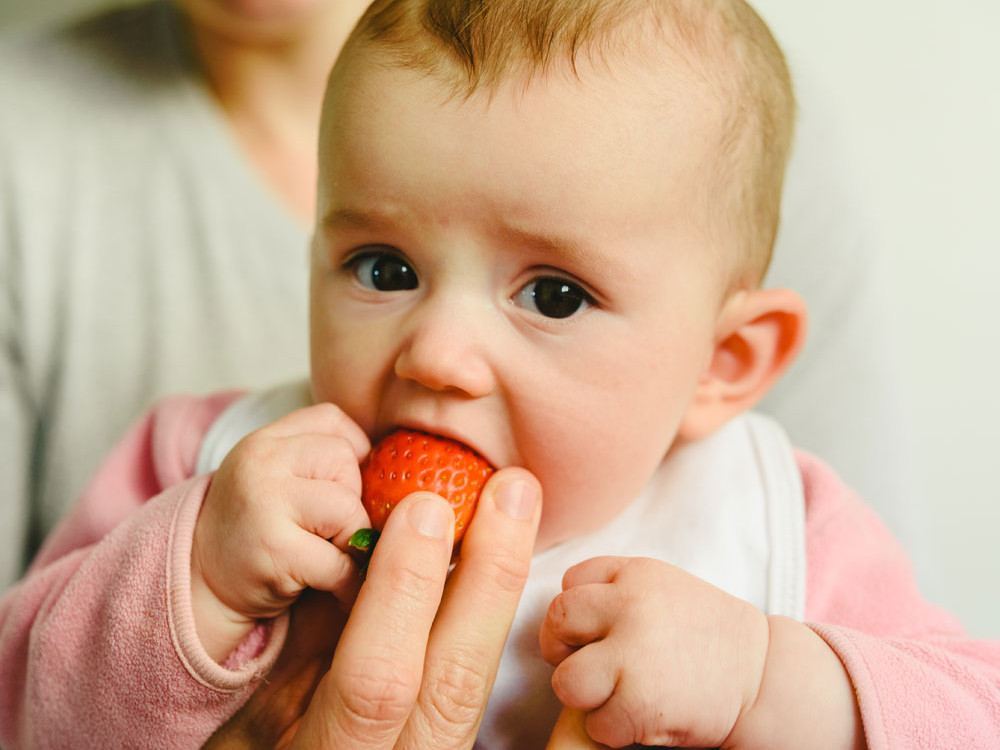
[{"xmin": 531, "ymin": 510, "xmax": 612, "ymax": 555}]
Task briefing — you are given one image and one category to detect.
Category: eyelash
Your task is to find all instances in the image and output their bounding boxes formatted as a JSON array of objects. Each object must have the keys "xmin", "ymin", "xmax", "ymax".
[
  {"xmin": 342, "ymin": 249, "xmax": 598, "ymax": 320},
  {"xmin": 343, "ymin": 249, "xmax": 418, "ymax": 292},
  {"xmin": 514, "ymin": 275, "xmax": 597, "ymax": 320}
]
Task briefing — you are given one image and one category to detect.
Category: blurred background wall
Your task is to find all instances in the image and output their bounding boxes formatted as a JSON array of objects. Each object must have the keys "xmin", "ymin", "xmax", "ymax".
[
  {"xmin": 2, "ymin": 0, "xmax": 998, "ymax": 637},
  {"xmin": 752, "ymin": 0, "xmax": 1000, "ymax": 639}
]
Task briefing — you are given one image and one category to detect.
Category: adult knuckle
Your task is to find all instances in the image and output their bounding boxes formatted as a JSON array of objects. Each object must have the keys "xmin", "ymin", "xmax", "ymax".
[
  {"xmin": 477, "ymin": 545, "xmax": 531, "ymax": 595},
  {"xmin": 422, "ymin": 652, "xmax": 490, "ymax": 733},
  {"xmin": 384, "ymin": 560, "xmax": 442, "ymax": 603},
  {"xmin": 335, "ymin": 656, "xmax": 419, "ymax": 729}
]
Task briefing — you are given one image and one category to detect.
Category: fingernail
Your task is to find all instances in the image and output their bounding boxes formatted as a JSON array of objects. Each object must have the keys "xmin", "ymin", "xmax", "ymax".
[
  {"xmin": 496, "ymin": 479, "xmax": 537, "ymax": 520},
  {"xmin": 408, "ymin": 497, "xmax": 449, "ymax": 539}
]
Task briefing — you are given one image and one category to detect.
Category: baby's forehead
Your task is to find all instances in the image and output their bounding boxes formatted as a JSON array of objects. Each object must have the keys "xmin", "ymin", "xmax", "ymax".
[
  {"xmin": 318, "ymin": 53, "xmax": 739, "ymax": 277},
  {"xmin": 320, "ymin": 0, "xmax": 787, "ymax": 287},
  {"xmin": 326, "ymin": 20, "xmax": 735, "ymax": 156},
  {"xmin": 340, "ymin": 0, "xmax": 754, "ymax": 110}
]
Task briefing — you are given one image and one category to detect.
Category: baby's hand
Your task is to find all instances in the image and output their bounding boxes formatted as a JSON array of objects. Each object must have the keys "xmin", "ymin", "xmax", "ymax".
[
  {"xmin": 539, "ymin": 556, "xmax": 769, "ymax": 748},
  {"xmin": 191, "ymin": 403, "xmax": 371, "ymax": 661}
]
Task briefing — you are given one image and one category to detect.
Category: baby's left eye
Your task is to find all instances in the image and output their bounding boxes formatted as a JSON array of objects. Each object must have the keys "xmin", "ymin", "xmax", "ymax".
[{"xmin": 514, "ymin": 276, "xmax": 595, "ymax": 319}]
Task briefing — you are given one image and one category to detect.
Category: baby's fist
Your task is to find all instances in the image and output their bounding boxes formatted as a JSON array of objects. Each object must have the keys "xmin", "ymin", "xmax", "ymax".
[
  {"xmin": 192, "ymin": 403, "xmax": 370, "ymax": 658},
  {"xmin": 539, "ymin": 556, "xmax": 770, "ymax": 748}
]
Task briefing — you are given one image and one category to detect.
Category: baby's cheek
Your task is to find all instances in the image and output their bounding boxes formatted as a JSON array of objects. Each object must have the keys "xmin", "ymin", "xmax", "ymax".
[
  {"xmin": 534, "ymin": 490, "xmax": 609, "ymax": 552},
  {"xmin": 532, "ymin": 472, "xmax": 641, "ymax": 552},
  {"xmin": 311, "ymin": 366, "xmax": 375, "ymax": 432}
]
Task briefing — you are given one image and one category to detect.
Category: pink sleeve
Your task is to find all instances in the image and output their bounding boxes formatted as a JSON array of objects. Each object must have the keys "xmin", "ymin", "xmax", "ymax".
[
  {"xmin": 798, "ymin": 450, "xmax": 1000, "ymax": 749},
  {"xmin": 0, "ymin": 393, "xmax": 288, "ymax": 749}
]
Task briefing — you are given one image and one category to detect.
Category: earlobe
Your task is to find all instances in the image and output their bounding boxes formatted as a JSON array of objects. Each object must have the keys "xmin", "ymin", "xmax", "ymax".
[{"xmin": 678, "ymin": 288, "xmax": 808, "ymax": 441}]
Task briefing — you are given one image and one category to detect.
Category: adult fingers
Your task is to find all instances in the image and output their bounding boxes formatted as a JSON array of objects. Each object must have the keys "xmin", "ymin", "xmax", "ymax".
[
  {"xmin": 205, "ymin": 591, "xmax": 347, "ymax": 750},
  {"xmin": 397, "ymin": 468, "xmax": 542, "ymax": 750},
  {"xmin": 290, "ymin": 493, "xmax": 455, "ymax": 750}
]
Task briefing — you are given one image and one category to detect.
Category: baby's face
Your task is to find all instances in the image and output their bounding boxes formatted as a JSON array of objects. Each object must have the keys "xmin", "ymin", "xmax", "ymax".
[{"xmin": 310, "ymin": 54, "xmax": 735, "ymax": 550}]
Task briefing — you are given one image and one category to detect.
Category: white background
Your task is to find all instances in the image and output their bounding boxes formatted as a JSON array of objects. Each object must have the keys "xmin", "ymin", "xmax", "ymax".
[
  {"xmin": 2, "ymin": 0, "xmax": 998, "ymax": 637},
  {"xmin": 751, "ymin": 0, "xmax": 1000, "ymax": 638}
]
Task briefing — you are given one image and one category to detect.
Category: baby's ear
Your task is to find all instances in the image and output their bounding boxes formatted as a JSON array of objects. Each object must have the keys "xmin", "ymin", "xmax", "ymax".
[{"xmin": 678, "ymin": 288, "xmax": 807, "ymax": 441}]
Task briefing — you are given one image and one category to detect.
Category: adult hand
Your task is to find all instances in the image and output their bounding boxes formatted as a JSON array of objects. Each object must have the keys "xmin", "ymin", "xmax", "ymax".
[
  {"xmin": 291, "ymin": 466, "xmax": 542, "ymax": 748},
  {"xmin": 203, "ymin": 589, "xmax": 348, "ymax": 750},
  {"xmin": 207, "ymin": 466, "xmax": 542, "ymax": 749}
]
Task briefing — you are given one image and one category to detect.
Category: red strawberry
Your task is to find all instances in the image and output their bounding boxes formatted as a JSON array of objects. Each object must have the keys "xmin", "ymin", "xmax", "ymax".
[{"xmin": 348, "ymin": 430, "xmax": 495, "ymax": 567}]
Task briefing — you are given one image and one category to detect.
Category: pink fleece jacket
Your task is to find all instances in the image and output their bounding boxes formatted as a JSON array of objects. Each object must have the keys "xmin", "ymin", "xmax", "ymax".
[{"xmin": 1, "ymin": 393, "xmax": 999, "ymax": 749}]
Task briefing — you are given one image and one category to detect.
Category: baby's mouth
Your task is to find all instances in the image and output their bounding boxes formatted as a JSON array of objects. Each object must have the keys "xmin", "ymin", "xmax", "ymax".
[{"xmin": 382, "ymin": 422, "xmax": 491, "ymax": 466}]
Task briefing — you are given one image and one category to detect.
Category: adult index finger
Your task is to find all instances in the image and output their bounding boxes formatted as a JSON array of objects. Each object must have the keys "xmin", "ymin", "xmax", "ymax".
[
  {"xmin": 290, "ymin": 493, "xmax": 455, "ymax": 750},
  {"xmin": 397, "ymin": 467, "xmax": 542, "ymax": 750}
]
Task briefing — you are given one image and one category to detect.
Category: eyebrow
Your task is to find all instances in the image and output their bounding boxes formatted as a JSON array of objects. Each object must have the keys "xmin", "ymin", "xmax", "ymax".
[
  {"xmin": 321, "ymin": 205, "xmax": 624, "ymax": 276},
  {"xmin": 497, "ymin": 222, "xmax": 621, "ymax": 272},
  {"xmin": 321, "ymin": 206, "xmax": 404, "ymax": 233}
]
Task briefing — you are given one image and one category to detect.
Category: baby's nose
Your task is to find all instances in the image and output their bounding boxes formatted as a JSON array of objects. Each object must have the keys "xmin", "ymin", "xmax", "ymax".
[{"xmin": 393, "ymin": 297, "xmax": 497, "ymax": 398}]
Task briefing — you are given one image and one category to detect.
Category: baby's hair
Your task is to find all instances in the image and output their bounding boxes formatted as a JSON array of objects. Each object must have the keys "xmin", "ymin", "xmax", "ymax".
[{"xmin": 341, "ymin": 0, "xmax": 795, "ymax": 286}]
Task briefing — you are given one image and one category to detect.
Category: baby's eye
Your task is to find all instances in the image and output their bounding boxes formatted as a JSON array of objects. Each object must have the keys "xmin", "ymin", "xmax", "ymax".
[
  {"xmin": 347, "ymin": 251, "xmax": 418, "ymax": 292},
  {"xmin": 514, "ymin": 276, "xmax": 595, "ymax": 319}
]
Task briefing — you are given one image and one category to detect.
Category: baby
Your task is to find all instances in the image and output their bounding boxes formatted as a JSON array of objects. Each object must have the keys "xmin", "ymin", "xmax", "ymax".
[{"xmin": 3, "ymin": 0, "xmax": 999, "ymax": 748}]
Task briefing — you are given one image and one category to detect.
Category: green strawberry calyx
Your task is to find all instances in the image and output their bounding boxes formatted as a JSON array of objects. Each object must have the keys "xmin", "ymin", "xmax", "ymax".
[{"xmin": 347, "ymin": 527, "xmax": 380, "ymax": 577}]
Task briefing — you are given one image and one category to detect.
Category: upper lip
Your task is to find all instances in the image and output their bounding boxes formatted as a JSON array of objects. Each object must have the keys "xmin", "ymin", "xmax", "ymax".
[{"xmin": 383, "ymin": 419, "xmax": 493, "ymax": 465}]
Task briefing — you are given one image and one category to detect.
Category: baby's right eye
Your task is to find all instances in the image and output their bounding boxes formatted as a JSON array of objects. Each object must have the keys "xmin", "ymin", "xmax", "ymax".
[{"xmin": 346, "ymin": 250, "xmax": 419, "ymax": 292}]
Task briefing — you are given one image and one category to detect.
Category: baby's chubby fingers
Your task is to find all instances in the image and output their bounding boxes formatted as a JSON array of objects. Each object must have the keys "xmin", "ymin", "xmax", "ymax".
[
  {"xmin": 264, "ymin": 401, "xmax": 371, "ymax": 460},
  {"xmin": 539, "ymin": 582, "xmax": 622, "ymax": 666},
  {"xmin": 282, "ymin": 530, "xmax": 362, "ymax": 606},
  {"xmin": 561, "ymin": 556, "xmax": 630, "ymax": 589},
  {"xmin": 550, "ymin": 641, "xmax": 618, "ymax": 712},
  {"xmin": 290, "ymin": 492, "xmax": 455, "ymax": 750},
  {"xmin": 270, "ymin": 431, "xmax": 365, "ymax": 494},
  {"xmin": 283, "ymin": 474, "xmax": 370, "ymax": 548}
]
